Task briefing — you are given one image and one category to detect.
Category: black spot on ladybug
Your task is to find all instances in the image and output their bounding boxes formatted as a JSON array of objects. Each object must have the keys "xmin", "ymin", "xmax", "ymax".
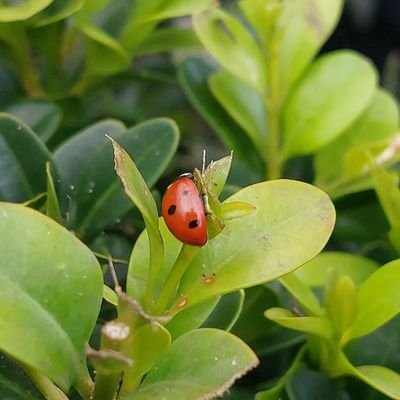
[
  {"xmin": 188, "ymin": 219, "xmax": 199, "ymax": 229},
  {"xmin": 168, "ymin": 205, "xmax": 176, "ymax": 215},
  {"xmin": 182, "ymin": 190, "xmax": 190, "ymax": 196}
]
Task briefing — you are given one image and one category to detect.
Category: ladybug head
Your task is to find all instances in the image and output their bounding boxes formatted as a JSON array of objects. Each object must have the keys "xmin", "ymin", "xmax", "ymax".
[{"xmin": 178, "ymin": 172, "xmax": 195, "ymax": 181}]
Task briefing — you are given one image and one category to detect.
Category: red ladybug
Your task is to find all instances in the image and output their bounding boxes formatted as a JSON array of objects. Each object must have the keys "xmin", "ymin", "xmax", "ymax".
[{"xmin": 162, "ymin": 174, "xmax": 207, "ymax": 246}]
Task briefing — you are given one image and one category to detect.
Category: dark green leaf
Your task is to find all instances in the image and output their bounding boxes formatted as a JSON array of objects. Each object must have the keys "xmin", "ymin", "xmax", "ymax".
[
  {"xmin": 134, "ymin": 27, "xmax": 202, "ymax": 55},
  {"xmin": 45, "ymin": 162, "xmax": 62, "ymax": 222},
  {"xmin": 3, "ymin": 99, "xmax": 62, "ymax": 143},
  {"xmin": 286, "ymin": 369, "xmax": 350, "ymax": 400},
  {"xmin": 54, "ymin": 118, "xmax": 178, "ymax": 241},
  {"xmin": 0, "ymin": 354, "xmax": 43, "ymax": 400},
  {"xmin": 166, "ymin": 298, "xmax": 219, "ymax": 340},
  {"xmin": 202, "ymin": 290, "xmax": 245, "ymax": 331},
  {"xmin": 0, "ymin": 202, "xmax": 103, "ymax": 391},
  {"xmin": 178, "ymin": 58, "xmax": 264, "ymax": 175},
  {"xmin": 209, "ymin": 69, "xmax": 268, "ymax": 152},
  {"xmin": 0, "ymin": 113, "xmax": 54, "ymax": 202},
  {"xmin": 33, "ymin": 0, "xmax": 83, "ymax": 26}
]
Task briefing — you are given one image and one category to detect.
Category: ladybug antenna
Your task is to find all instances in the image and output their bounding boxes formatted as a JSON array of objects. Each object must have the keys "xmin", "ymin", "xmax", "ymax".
[{"xmin": 202, "ymin": 149, "xmax": 206, "ymax": 174}]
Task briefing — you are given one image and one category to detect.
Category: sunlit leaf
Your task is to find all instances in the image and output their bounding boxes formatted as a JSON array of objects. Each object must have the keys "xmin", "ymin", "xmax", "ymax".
[
  {"xmin": 345, "ymin": 259, "xmax": 400, "ymax": 342},
  {"xmin": 0, "ymin": 202, "xmax": 103, "ymax": 391},
  {"xmin": 126, "ymin": 329, "xmax": 258, "ymax": 400},
  {"xmin": 283, "ymin": 51, "xmax": 377, "ymax": 158}
]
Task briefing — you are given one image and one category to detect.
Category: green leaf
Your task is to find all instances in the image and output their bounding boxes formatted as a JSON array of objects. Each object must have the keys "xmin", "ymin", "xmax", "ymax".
[
  {"xmin": 329, "ymin": 351, "xmax": 400, "ymax": 399},
  {"xmin": 109, "ymin": 138, "xmax": 159, "ymax": 233},
  {"xmin": 0, "ymin": 202, "xmax": 103, "ymax": 391},
  {"xmin": 121, "ymin": 322, "xmax": 171, "ymax": 391},
  {"xmin": 128, "ymin": 181, "xmax": 334, "ymax": 314},
  {"xmin": 256, "ymin": 346, "xmax": 307, "ymax": 400},
  {"xmin": 103, "ymin": 285, "xmax": 118, "ymax": 306},
  {"xmin": 176, "ymin": 180, "xmax": 335, "ymax": 308},
  {"xmin": 54, "ymin": 118, "xmax": 178, "ymax": 241},
  {"xmin": 286, "ymin": 368, "xmax": 350, "ymax": 400},
  {"xmin": 45, "ymin": 162, "xmax": 62, "ymax": 222},
  {"xmin": 0, "ymin": 113, "xmax": 54, "ymax": 203},
  {"xmin": 76, "ymin": 22, "xmax": 130, "ymax": 80},
  {"xmin": 294, "ymin": 251, "xmax": 378, "ymax": 288},
  {"xmin": 204, "ymin": 153, "xmax": 233, "ymax": 198},
  {"xmin": 193, "ymin": 8, "xmax": 267, "ymax": 91},
  {"xmin": 178, "ymin": 58, "xmax": 264, "ymax": 175},
  {"xmin": 54, "ymin": 119, "xmax": 126, "ymax": 227},
  {"xmin": 127, "ymin": 218, "xmax": 182, "ymax": 307},
  {"xmin": 269, "ymin": 0, "xmax": 343, "ymax": 100},
  {"xmin": 125, "ymin": 328, "xmax": 259, "ymax": 400},
  {"xmin": 209, "ymin": 69, "xmax": 268, "ymax": 152},
  {"xmin": 166, "ymin": 298, "xmax": 219, "ymax": 340},
  {"xmin": 0, "ymin": 354, "xmax": 43, "ymax": 400},
  {"xmin": 232, "ymin": 286, "xmax": 279, "ymax": 345},
  {"xmin": 0, "ymin": 0, "xmax": 52, "ymax": 22},
  {"xmin": 345, "ymin": 259, "xmax": 400, "ymax": 342},
  {"xmin": 280, "ymin": 273, "xmax": 323, "ymax": 316},
  {"xmin": 370, "ymin": 161, "xmax": 400, "ymax": 228},
  {"xmin": 221, "ymin": 201, "xmax": 257, "ymax": 220},
  {"xmin": 135, "ymin": 0, "xmax": 216, "ymax": 22},
  {"xmin": 134, "ymin": 27, "xmax": 202, "ymax": 55},
  {"xmin": 353, "ymin": 365, "xmax": 400, "ymax": 400},
  {"xmin": 3, "ymin": 99, "xmax": 62, "ymax": 143},
  {"xmin": 33, "ymin": 0, "xmax": 83, "ymax": 26},
  {"xmin": 315, "ymin": 88, "xmax": 399, "ymax": 189},
  {"xmin": 389, "ymin": 226, "xmax": 400, "ymax": 255},
  {"xmin": 110, "ymin": 137, "xmax": 165, "ymax": 308},
  {"xmin": 325, "ymin": 276, "xmax": 357, "ymax": 339},
  {"xmin": 346, "ymin": 315, "xmax": 400, "ymax": 373},
  {"xmin": 202, "ymin": 290, "xmax": 245, "ymax": 331},
  {"xmin": 265, "ymin": 308, "xmax": 331, "ymax": 339},
  {"xmin": 283, "ymin": 50, "xmax": 377, "ymax": 158}
]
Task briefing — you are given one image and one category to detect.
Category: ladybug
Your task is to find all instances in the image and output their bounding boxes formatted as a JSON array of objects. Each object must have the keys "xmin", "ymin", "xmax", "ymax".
[{"xmin": 161, "ymin": 173, "xmax": 207, "ymax": 246}]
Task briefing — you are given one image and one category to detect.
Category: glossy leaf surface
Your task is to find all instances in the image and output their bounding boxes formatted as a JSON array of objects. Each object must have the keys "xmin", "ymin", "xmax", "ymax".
[
  {"xmin": 283, "ymin": 51, "xmax": 377, "ymax": 157},
  {"xmin": 129, "ymin": 180, "xmax": 335, "ymax": 312},
  {"xmin": 178, "ymin": 58, "xmax": 264, "ymax": 175},
  {"xmin": 125, "ymin": 329, "xmax": 258, "ymax": 400},
  {"xmin": 3, "ymin": 99, "xmax": 62, "ymax": 142},
  {"xmin": 0, "ymin": 113, "xmax": 54, "ymax": 203},
  {"xmin": 194, "ymin": 8, "xmax": 267, "ymax": 91},
  {"xmin": 0, "ymin": 0, "xmax": 51, "ymax": 21},
  {"xmin": 345, "ymin": 259, "xmax": 400, "ymax": 342},
  {"xmin": 315, "ymin": 89, "xmax": 399, "ymax": 192},
  {"xmin": 0, "ymin": 202, "xmax": 103, "ymax": 390}
]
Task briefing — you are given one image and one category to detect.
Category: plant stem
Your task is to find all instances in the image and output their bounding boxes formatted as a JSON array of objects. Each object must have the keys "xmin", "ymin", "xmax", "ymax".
[
  {"xmin": 6, "ymin": 25, "xmax": 45, "ymax": 96},
  {"xmin": 152, "ymin": 244, "xmax": 200, "ymax": 314},
  {"xmin": 74, "ymin": 371, "xmax": 94, "ymax": 400},
  {"xmin": 265, "ymin": 39, "xmax": 282, "ymax": 180},
  {"xmin": 23, "ymin": 366, "xmax": 69, "ymax": 400},
  {"xmin": 92, "ymin": 372, "xmax": 121, "ymax": 400},
  {"xmin": 265, "ymin": 99, "xmax": 282, "ymax": 180}
]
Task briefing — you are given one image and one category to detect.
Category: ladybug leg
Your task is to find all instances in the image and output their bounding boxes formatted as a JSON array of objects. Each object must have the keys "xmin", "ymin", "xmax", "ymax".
[{"xmin": 201, "ymin": 193, "xmax": 213, "ymax": 216}]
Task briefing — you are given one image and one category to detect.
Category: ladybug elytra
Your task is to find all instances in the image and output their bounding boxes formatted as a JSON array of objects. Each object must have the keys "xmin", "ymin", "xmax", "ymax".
[{"xmin": 161, "ymin": 174, "xmax": 207, "ymax": 246}]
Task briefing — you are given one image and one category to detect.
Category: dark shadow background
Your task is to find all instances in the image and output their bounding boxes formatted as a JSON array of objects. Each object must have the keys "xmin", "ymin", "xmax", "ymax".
[{"xmin": 327, "ymin": 0, "xmax": 400, "ymax": 74}]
